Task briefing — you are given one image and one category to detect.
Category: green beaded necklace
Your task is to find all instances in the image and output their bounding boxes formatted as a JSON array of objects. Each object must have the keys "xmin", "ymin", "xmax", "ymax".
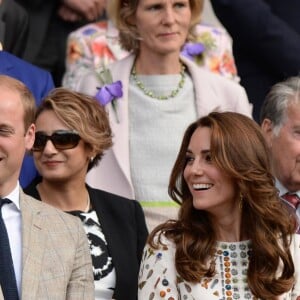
[{"xmin": 131, "ymin": 62, "xmax": 186, "ymax": 100}]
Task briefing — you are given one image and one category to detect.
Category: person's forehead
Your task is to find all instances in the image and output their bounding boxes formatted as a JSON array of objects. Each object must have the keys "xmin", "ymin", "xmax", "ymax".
[
  {"xmin": 0, "ymin": 88, "xmax": 24, "ymax": 116},
  {"xmin": 277, "ymin": 103, "xmax": 300, "ymax": 135},
  {"xmin": 0, "ymin": 87, "xmax": 22, "ymax": 102},
  {"xmin": 286, "ymin": 102, "xmax": 300, "ymax": 122}
]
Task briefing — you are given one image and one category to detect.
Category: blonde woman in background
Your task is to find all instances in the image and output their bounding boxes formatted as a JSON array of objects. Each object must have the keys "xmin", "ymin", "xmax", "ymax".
[{"xmin": 73, "ymin": 0, "xmax": 252, "ymax": 230}]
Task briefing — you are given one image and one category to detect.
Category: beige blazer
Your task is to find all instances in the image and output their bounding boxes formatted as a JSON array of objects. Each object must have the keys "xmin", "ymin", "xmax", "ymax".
[
  {"xmin": 0, "ymin": 190, "xmax": 94, "ymax": 300},
  {"xmin": 76, "ymin": 54, "xmax": 253, "ymax": 199}
]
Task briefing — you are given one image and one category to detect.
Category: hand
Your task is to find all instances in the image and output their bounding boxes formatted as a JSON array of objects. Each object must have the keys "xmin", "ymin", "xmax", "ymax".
[
  {"xmin": 61, "ymin": 0, "xmax": 106, "ymax": 21},
  {"xmin": 58, "ymin": 5, "xmax": 83, "ymax": 22}
]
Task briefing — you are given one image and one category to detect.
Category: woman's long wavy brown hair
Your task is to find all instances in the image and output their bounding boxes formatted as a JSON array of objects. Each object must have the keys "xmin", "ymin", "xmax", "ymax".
[{"xmin": 148, "ymin": 112, "xmax": 296, "ymax": 299}]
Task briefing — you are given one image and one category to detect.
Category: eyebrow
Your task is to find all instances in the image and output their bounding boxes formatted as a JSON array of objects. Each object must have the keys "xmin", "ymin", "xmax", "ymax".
[{"xmin": 186, "ymin": 149, "xmax": 211, "ymax": 154}]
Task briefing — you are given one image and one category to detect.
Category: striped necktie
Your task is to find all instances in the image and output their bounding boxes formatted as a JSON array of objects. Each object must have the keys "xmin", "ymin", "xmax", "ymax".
[{"xmin": 282, "ymin": 193, "xmax": 300, "ymax": 209}]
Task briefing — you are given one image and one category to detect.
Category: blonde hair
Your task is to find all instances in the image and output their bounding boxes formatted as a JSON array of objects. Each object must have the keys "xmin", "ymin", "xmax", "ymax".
[
  {"xmin": 108, "ymin": 0, "xmax": 203, "ymax": 52},
  {"xmin": 0, "ymin": 75, "xmax": 35, "ymax": 131}
]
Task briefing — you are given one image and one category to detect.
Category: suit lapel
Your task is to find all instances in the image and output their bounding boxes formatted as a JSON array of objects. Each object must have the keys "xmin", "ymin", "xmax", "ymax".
[
  {"xmin": 180, "ymin": 55, "xmax": 221, "ymax": 116},
  {"xmin": 106, "ymin": 55, "xmax": 221, "ymax": 194},
  {"xmin": 20, "ymin": 190, "xmax": 46, "ymax": 299},
  {"xmin": 88, "ymin": 188, "xmax": 127, "ymax": 297},
  {"xmin": 89, "ymin": 188, "xmax": 121, "ymax": 253},
  {"xmin": 108, "ymin": 55, "xmax": 135, "ymax": 191}
]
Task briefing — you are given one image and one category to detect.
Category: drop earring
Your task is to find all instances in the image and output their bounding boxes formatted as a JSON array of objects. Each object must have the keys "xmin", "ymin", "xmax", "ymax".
[{"xmin": 239, "ymin": 193, "xmax": 244, "ymax": 210}]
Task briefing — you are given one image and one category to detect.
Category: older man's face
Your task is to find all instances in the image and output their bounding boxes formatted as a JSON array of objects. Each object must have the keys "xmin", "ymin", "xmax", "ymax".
[{"xmin": 263, "ymin": 103, "xmax": 300, "ymax": 192}]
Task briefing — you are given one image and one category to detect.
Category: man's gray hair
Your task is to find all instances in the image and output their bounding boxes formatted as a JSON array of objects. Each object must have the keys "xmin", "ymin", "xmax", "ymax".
[{"xmin": 260, "ymin": 76, "xmax": 300, "ymax": 135}]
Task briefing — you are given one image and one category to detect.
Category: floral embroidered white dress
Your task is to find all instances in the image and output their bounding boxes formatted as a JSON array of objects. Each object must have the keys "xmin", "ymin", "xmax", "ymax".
[{"xmin": 138, "ymin": 234, "xmax": 300, "ymax": 300}]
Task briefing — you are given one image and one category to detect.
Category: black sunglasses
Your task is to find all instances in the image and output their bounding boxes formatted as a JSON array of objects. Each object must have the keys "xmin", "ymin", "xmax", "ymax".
[{"xmin": 32, "ymin": 130, "xmax": 81, "ymax": 151}]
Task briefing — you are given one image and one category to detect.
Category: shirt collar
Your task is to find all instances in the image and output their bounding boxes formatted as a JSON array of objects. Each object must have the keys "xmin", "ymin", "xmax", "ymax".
[
  {"xmin": 275, "ymin": 179, "xmax": 300, "ymax": 198},
  {"xmin": 3, "ymin": 182, "xmax": 20, "ymax": 210}
]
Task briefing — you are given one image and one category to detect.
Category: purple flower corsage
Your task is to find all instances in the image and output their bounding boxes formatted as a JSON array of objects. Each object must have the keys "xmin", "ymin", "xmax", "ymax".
[
  {"xmin": 181, "ymin": 42, "xmax": 205, "ymax": 61},
  {"xmin": 95, "ymin": 67, "xmax": 123, "ymax": 123}
]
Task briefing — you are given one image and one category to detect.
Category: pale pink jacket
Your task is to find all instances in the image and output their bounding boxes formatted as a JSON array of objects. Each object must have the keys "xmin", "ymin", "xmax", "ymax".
[{"xmin": 75, "ymin": 54, "xmax": 252, "ymax": 199}]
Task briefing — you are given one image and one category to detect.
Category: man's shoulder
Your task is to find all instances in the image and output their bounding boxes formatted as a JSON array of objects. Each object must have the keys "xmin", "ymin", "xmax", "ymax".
[
  {"xmin": 88, "ymin": 185, "xmax": 136, "ymax": 207},
  {"xmin": 2, "ymin": 0, "xmax": 28, "ymax": 21},
  {"xmin": 21, "ymin": 191, "xmax": 80, "ymax": 226},
  {"xmin": 0, "ymin": 51, "xmax": 54, "ymax": 103},
  {"xmin": 88, "ymin": 186, "xmax": 146, "ymax": 221},
  {"xmin": 0, "ymin": 51, "xmax": 50, "ymax": 76}
]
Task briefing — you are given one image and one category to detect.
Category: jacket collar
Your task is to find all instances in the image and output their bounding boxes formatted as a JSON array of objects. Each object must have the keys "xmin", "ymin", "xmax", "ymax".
[
  {"xmin": 20, "ymin": 190, "xmax": 46, "ymax": 299},
  {"xmin": 106, "ymin": 54, "xmax": 220, "ymax": 194}
]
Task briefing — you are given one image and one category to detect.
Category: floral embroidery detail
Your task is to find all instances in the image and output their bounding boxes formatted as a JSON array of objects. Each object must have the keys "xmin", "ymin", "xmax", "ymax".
[
  {"xmin": 82, "ymin": 27, "xmax": 98, "ymax": 36},
  {"xmin": 95, "ymin": 67, "xmax": 123, "ymax": 123},
  {"xmin": 138, "ymin": 239, "xmax": 264, "ymax": 299},
  {"xmin": 67, "ymin": 38, "xmax": 84, "ymax": 65},
  {"xmin": 180, "ymin": 24, "xmax": 239, "ymax": 82},
  {"xmin": 92, "ymin": 41, "xmax": 115, "ymax": 61}
]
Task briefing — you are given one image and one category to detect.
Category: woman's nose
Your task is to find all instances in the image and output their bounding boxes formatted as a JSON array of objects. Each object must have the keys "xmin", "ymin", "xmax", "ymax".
[
  {"xmin": 162, "ymin": 6, "xmax": 176, "ymax": 25},
  {"xmin": 190, "ymin": 160, "xmax": 204, "ymax": 175},
  {"xmin": 43, "ymin": 140, "xmax": 58, "ymax": 154}
]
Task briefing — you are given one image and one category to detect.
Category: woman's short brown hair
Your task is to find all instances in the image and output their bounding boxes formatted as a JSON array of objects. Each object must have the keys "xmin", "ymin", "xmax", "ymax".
[{"xmin": 36, "ymin": 88, "xmax": 113, "ymax": 171}]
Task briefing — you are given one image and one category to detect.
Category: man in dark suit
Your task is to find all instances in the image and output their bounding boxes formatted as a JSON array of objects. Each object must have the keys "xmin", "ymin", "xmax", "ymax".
[
  {"xmin": 0, "ymin": 0, "xmax": 28, "ymax": 58},
  {"xmin": 15, "ymin": 0, "xmax": 106, "ymax": 86},
  {"xmin": 0, "ymin": 51, "xmax": 54, "ymax": 187},
  {"xmin": 211, "ymin": 0, "xmax": 300, "ymax": 121}
]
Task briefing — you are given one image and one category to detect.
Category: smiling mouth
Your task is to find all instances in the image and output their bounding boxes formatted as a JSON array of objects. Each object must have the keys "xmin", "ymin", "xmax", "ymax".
[
  {"xmin": 43, "ymin": 161, "xmax": 61, "ymax": 165},
  {"xmin": 192, "ymin": 183, "xmax": 213, "ymax": 191}
]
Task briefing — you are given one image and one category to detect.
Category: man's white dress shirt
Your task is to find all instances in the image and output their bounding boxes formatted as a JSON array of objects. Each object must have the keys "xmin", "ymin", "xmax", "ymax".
[{"xmin": 2, "ymin": 182, "xmax": 22, "ymax": 296}]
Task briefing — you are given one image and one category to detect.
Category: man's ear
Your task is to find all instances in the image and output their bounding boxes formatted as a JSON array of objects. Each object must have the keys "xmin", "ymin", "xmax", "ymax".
[
  {"xmin": 261, "ymin": 118, "xmax": 274, "ymax": 148},
  {"xmin": 24, "ymin": 123, "xmax": 35, "ymax": 151}
]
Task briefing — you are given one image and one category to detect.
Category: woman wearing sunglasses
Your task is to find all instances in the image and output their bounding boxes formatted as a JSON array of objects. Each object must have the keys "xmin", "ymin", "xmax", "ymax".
[{"xmin": 24, "ymin": 87, "xmax": 148, "ymax": 300}]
